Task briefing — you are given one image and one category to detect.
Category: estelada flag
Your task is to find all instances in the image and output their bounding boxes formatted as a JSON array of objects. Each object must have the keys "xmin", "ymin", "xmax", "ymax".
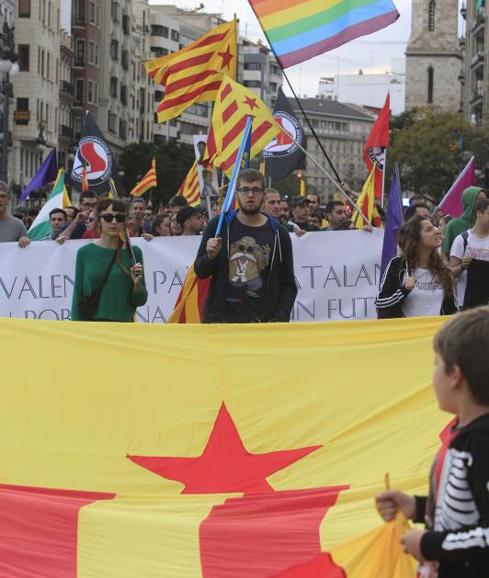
[
  {"xmin": 364, "ymin": 94, "xmax": 390, "ymax": 200},
  {"xmin": 263, "ymin": 88, "xmax": 306, "ymax": 182},
  {"xmin": 0, "ymin": 316, "xmax": 450, "ymax": 577},
  {"xmin": 167, "ymin": 267, "xmax": 210, "ymax": 323},
  {"xmin": 352, "ymin": 165, "xmax": 382, "ymax": 229},
  {"xmin": 204, "ymin": 75, "xmax": 282, "ymax": 176},
  {"xmin": 146, "ymin": 20, "xmax": 238, "ymax": 123},
  {"xmin": 71, "ymin": 110, "xmax": 117, "ymax": 195},
  {"xmin": 178, "ymin": 161, "xmax": 201, "ymax": 206},
  {"xmin": 129, "ymin": 159, "xmax": 157, "ymax": 197}
]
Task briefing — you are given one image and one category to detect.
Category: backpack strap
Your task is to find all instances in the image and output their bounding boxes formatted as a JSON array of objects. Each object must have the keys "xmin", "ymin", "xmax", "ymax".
[{"xmin": 462, "ymin": 230, "xmax": 469, "ymax": 255}]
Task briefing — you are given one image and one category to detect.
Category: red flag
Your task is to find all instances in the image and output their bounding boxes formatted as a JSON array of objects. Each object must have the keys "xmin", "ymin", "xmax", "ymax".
[{"xmin": 364, "ymin": 94, "xmax": 390, "ymax": 200}]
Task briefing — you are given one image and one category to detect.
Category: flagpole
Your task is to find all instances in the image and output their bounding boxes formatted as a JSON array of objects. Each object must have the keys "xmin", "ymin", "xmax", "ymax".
[
  {"xmin": 215, "ymin": 115, "xmax": 253, "ymax": 237},
  {"xmin": 431, "ymin": 156, "xmax": 475, "ymax": 217},
  {"xmin": 275, "ymin": 123, "xmax": 372, "ymax": 226},
  {"xmin": 381, "ymin": 149, "xmax": 387, "ymax": 209}
]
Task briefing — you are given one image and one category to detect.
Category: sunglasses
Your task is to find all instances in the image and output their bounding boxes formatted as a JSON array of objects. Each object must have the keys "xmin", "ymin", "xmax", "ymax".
[{"xmin": 100, "ymin": 213, "xmax": 125, "ymax": 223}]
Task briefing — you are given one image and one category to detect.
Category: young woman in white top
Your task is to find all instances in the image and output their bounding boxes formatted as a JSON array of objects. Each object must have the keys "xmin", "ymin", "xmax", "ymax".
[{"xmin": 376, "ymin": 216, "xmax": 457, "ymax": 318}]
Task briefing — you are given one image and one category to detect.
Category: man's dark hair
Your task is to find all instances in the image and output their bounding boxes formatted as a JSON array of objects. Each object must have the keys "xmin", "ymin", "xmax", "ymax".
[
  {"xmin": 404, "ymin": 202, "xmax": 429, "ymax": 221},
  {"xmin": 177, "ymin": 206, "xmax": 199, "ymax": 227},
  {"xmin": 49, "ymin": 208, "xmax": 67, "ymax": 220},
  {"xmin": 237, "ymin": 168, "xmax": 266, "ymax": 190},
  {"xmin": 325, "ymin": 200, "xmax": 344, "ymax": 215},
  {"xmin": 310, "ymin": 210, "xmax": 323, "ymax": 221},
  {"xmin": 95, "ymin": 198, "xmax": 127, "ymax": 216},
  {"xmin": 169, "ymin": 194, "xmax": 188, "ymax": 209},
  {"xmin": 474, "ymin": 197, "xmax": 489, "ymax": 216},
  {"xmin": 130, "ymin": 197, "xmax": 146, "ymax": 208},
  {"xmin": 434, "ymin": 307, "xmax": 489, "ymax": 406},
  {"xmin": 79, "ymin": 191, "xmax": 97, "ymax": 203},
  {"xmin": 307, "ymin": 192, "xmax": 321, "ymax": 203}
]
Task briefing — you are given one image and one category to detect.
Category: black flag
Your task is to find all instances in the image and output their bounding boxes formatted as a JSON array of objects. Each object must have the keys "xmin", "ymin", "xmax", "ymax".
[
  {"xmin": 71, "ymin": 111, "xmax": 117, "ymax": 195},
  {"xmin": 262, "ymin": 88, "xmax": 306, "ymax": 182}
]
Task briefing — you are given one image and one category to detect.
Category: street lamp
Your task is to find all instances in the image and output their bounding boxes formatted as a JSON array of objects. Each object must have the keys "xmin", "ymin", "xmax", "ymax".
[{"xmin": 0, "ymin": 21, "xmax": 17, "ymax": 185}]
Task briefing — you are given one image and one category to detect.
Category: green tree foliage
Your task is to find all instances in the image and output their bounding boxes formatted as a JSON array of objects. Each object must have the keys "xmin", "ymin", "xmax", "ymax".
[
  {"xmin": 120, "ymin": 141, "xmax": 196, "ymax": 206},
  {"xmin": 389, "ymin": 108, "xmax": 489, "ymax": 202}
]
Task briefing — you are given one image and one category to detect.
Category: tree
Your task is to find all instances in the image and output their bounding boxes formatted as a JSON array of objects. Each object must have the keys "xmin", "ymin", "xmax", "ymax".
[
  {"xmin": 120, "ymin": 141, "xmax": 196, "ymax": 206},
  {"xmin": 388, "ymin": 108, "xmax": 489, "ymax": 201}
]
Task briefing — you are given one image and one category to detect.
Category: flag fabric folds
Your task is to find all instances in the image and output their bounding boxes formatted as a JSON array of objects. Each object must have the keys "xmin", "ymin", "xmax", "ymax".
[
  {"xmin": 364, "ymin": 94, "xmax": 390, "ymax": 200},
  {"xmin": 178, "ymin": 161, "xmax": 201, "ymax": 206},
  {"xmin": 352, "ymin": 165, "xmax": 382, "ymax": 229},
  {"xmin": 248, "ymin": 0, "xmax": 400, "ymax": 69},
  {"xmin": 27, "ymin": 169, "xmax": 66, "ymax": 240},
  {"xmin": 380, "ymin": 163, "xmax": 403, "ymax": 277},
  {"xmin": 437, "ymin": 156, "xmax": 476, "ymax": 218},
  {"xmin": 204, "ymin": 75, "xmax": 282, "ymax": 176},
  {"xmin": 146, "ymin": 20, "xmax": 238, "ymax": 123},
  {"xmin": 0, "ymin": 315, "xmax": 449, "ymax": 577},
  {"xmin": 71, "ymin": 111, "xmax": 116, "ymax": 195},
  {"xmin": 129, "ymin": 159, "xmax": 157, "ymax": 197},
  {"xmin": 263, "ymin": 88, "xmax": 306, "ymax": 182},
  {"xmin": 20, "ymin": 148, "xmax": 57, "ymax": 201},
  {"xmin": 167, "ymin": 267, "xmax": 210, "ymax": 323}
]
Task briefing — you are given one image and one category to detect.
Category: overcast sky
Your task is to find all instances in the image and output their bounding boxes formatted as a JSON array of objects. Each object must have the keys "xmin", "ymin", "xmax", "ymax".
[{"xmin": 148, "ymin": 0, "xmax": 413, "ymax": 97}]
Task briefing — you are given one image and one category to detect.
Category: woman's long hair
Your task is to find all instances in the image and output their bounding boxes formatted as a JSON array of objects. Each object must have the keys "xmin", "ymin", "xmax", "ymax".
[{"xmin": 398, "ymin": 215, "xmax": 453, "ymax": 296}]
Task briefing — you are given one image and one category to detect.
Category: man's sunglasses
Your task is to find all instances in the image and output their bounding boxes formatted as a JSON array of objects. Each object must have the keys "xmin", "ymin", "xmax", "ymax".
[{"xmin": 100, "ymin": 213, "xmax": 125, "ymax": 223}]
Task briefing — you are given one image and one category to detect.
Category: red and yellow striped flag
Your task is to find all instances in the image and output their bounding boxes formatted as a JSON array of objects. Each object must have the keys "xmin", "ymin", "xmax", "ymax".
[
  {"xmin": 352, "ymin": 165, "xmax": 382, "ymax": 229},
  {"xmin": 81, "ymin": 164, "xmax": 88, "ymax": 193},
  {"xmin": 167, "ymin": 267, "xmax": 210, "ymax": 323},
  {"xmin": 204, "ymin": 76, "xmax": 282, "ymax": 176},
  {"xmin": 178, "ymin": 161, "xmax": 201, "ymax": 206},
  {"xmin": 129, "ymin": 159, "xmax": 157, "ymax": 197},
  {"xmin": 146, "ymin": 20, "xmax": 238, "ymax": 123}
]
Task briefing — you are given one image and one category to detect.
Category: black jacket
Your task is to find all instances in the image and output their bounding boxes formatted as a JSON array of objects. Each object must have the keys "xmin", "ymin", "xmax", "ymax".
[
  {"xmin": 194, "ymin": 211, "xmax": 297, "ymax": 323},
  {"xmin": 415, "ymin": 413, "xmax": 489, "ymax": 577},
  {"xmin": 375, "ymin": 256, "xmax": 457, "ymax": 318}
]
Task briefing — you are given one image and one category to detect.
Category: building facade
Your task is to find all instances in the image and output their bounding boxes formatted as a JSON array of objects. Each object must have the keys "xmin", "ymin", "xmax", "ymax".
[
  {"xmin": 461, "ymin": 1, "xmax": 488, "ymax": 126},
  {"xmin": 240, "ymin": 38, "xmax": 282, "ymax": 110},
  {"xmin": 290, "ymin": 98, "xmax": 374, "ymax": 199},
  {"xmin": 11, "ymin": 0, "xmax": 62, "ymax": 190},
  {"xmin": 405, "ymin": 0, "xmax": 462, "ymax": 112}
]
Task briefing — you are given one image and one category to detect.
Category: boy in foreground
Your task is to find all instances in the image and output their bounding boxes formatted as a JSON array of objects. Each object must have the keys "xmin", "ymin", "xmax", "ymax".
[{"xmin": 376, "ymin": 307, "xmax": 489, "ymax": 577}]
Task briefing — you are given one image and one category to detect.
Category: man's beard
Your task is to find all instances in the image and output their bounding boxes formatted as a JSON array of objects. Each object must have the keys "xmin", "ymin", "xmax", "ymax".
[{"xmin": 239, "ymin": 203, "xmax": 262, "ymax": 215}]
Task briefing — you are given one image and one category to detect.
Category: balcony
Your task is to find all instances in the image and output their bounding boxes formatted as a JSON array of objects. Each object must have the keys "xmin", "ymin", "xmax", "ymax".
[
  {"xmin": 60, "ymin": 80, "xmax": 74, "ymax": 97},
  {"xmin": 59, "ymin": 124, "xmax": 74, "ymax": 139},
  {"xmin": 470, "ymin": 51, "xmax": 485, "ymax": 69}
]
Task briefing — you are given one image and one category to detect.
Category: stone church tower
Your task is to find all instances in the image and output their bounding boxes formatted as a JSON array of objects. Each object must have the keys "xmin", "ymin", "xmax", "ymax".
[{"xmin": 405, "ymin": 0, "xmax": 462, "ymax": 111}]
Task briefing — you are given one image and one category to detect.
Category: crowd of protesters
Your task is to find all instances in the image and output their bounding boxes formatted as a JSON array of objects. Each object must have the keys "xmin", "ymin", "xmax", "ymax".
[{"xmin": 1, "ymin": 173, "xmax": 489, "ymax": 322}]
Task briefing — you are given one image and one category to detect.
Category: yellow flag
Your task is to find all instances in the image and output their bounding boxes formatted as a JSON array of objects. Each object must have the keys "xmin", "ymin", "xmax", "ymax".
[{"xmin": 352, "ymin": 165, "xmax": 382, "ymax": 229}]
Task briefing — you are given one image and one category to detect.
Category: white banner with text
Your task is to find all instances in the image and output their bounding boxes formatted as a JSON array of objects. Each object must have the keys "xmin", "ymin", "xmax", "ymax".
[{"xmin": 0, "ymin": 230, "xmax": 384, "ymax": 322}]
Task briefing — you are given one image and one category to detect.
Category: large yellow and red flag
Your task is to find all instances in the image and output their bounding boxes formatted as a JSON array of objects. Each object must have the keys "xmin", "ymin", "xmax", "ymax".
[
  {"xmin": 178, "ymin": 161, "xmax": 201, "ymax": 206},
  {"xmin": 1, "ymin": 316, "xmax": 450, "ymax": 577},
  {"xmin": 129, "ymin": 159, "xmax": 157, "ymax": 197},
  {"xmin": 204, "ymin": 75, "xmax": 282, "ymax": 176},
  {"xmin": 167, "ymin": 267, "xmax": 210, "ymax": 323},
  {"xmin": 352, "ymin": 165, "xmax": 382, "ymax": 229},
  {"xmin": 146, "ymin": 20, "xmax": 238, "ymax": 123}
]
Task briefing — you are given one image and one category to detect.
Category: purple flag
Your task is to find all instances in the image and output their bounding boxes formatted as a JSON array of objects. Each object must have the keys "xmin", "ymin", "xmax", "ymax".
[
  {"xmin": 20, "ymin": 148, "xmax": 57, "ymax": 201},
  {"xmin": 380, "ymin": 164, "xmax": 403, "ymax": 277},
  {"xmin": 437, "ymin": 157, "xmax": 476, "ymax": 218}
]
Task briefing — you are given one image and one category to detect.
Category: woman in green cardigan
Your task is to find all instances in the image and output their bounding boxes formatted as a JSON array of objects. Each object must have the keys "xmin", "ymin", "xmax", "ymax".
[{"xmin": 71, "ymin": 198, "xmax": 148, "ymax": 322}]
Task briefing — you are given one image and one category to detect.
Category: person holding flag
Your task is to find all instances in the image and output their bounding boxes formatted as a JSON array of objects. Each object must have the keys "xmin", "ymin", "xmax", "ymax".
[{"xmin": 194, "ymin": 168, "xmax": 297, "ymax": 323}]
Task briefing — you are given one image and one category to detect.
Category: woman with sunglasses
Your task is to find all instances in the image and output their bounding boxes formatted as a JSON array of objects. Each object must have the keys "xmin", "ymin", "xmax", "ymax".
[{"xmin": 71, "ymin": 198, "xmax": 148, "ymax": 322}]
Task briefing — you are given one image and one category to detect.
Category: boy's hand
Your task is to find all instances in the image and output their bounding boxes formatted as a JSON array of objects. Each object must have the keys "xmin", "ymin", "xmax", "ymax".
[
  {"xmin": 375, "ymin": 490, "xmax": 416, "ymax": 521},
  {"xmin": 206, "ymin": 237, "xmax": 222, "ymax": 260},
  {"xmin": 400, "ymin": 529, "xmax": 426, "ymax": 562}
]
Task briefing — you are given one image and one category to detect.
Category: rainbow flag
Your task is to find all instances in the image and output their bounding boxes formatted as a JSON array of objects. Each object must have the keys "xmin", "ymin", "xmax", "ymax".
[
  {"xmin": 248, "ymin": 0, "xmax": 400, "ymax": 68},
  {"xmin": 0, "ymin": 316, "xmax": 451, "ymax": 577}
]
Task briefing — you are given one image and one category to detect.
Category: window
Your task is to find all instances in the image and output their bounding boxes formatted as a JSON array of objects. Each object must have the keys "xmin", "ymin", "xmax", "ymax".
[
  {"xmin": 108, "ymin": 112, "xmax": 117, "ymax": 134},
  {"xmin": 19, "ymin": 0, "xmax": 31, "ymax": 17},
  {"xmin": 119, "ymin": 119, "xmax": 127, "ymax": 139},
  {"xmin": 122, "ymin": 50, "xmax": 129, "ymax": 70},
  {"xmin": 122, "ymin": 14, "xmax": 130, "ymax": 35},
  {"xmin": 120, "ymin": 84, "xmax": 128, "ymax": 105},
  {"xmin": 427, "ymin": 66, "xmax": 434, "ymax": 103},
  {"xmin": 17, "ymin": 97, "xmax": 29, "ymax": 111},
  {"xmin": 111, "ymin": 1, "xmax": 119, "ymax": 21},
  {"xmin": 75, "ymin": 39, "xmax": 85, "ymax": 66},
  {"xmin": 18, "ymin": 45, "xmax": 30, "ymax": 71},
  {"xmin": 41, "ymin": 49, "xmax": 45, "ymax": 76},
  {"xmin": 74, "ymin": 0, "xmax": 85, "ymax": 25},
  {"xmin": 110, "ymin": 39, "xmax": 119, "ymax": 61},
  {"xmin": 87, "ymin": 80, "xmax": 97, "ymax": 104},
  {"xmin": 171, "ymin": 30, "xmax": 179, "ymax": 42},
  {"xmin": 428, "ymin": 1, "xmax": 436, "ymax": 32},
  {"xmin": 48, "ymin": 1, "xmax": 51, "ymax": 28},
  {"xmin": 46, "ymin": 52, "xmax": 50, "ymax": 80},
  {"xmin": 110, "ymin": 77, "xmax": 118, "ymax": 98},
  {"xmin": 151, "ymin": 25, "xmax": 168, "ymax": 37},
  {"xmin": 89, "ymin": 0, "xmax": 95, "ymax": 23},
  {"xmin": 151, "ymin": 46, "xmax": 168, "ymax": 58},
  {"xmin": 88, "ymin": 41, "xmax": 98, "ymax": 65},
  {"xmin": 243, "ymin": 80, "xmax": 260, "ymax": 88},
  {"xmin": 75, "ymin": 79, "xmax": 84, "ymax": 104},
  {"xmin": 244, "ymin": 62, "xmax": 261, "ymax": 71}
]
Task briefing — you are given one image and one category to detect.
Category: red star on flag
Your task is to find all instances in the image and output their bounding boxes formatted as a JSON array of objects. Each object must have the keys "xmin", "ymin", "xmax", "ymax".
[
  {"xmin": 128, "ymin": 403, "xmax": 321, "ymax": 494},
  {"xmin": 243, "ymin": 96, "xmax": 258, "ymax": 111},
  {"xmin": 218, "ymin": 46, "xmax": 234, "ymax": 69}
]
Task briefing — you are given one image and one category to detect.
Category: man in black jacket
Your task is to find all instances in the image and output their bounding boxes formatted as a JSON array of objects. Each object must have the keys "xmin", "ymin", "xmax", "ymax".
[{"xmin": 194, "ymin": 168, "xmax": 297, "ymax": 323}]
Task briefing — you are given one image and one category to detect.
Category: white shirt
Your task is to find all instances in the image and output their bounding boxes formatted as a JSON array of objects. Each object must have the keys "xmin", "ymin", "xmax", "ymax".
[
  {"xmin": 450, "ymin": 230, "xmax": 489, "ymax": 307},
  {"xmin": 402, "ymin": 268, "xmax": 444, "ymax": 317}
]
